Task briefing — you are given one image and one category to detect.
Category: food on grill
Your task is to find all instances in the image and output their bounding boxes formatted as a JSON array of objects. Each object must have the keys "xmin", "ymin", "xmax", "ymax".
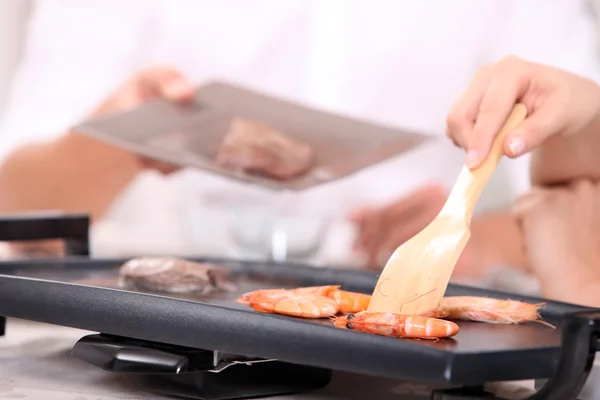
[
  {"xmin": 438, "ymin": 296, "xmax": 554, "ymax": 327},
  {"xmin": 241, "ymin": 289, "xmax": 338, "ymax": 319},
  {"xmin": 237, "ymin": 285, "xmax": 370, "ymax": 318},
  {"xmin": 118, "ymin": 257, "xmax": 235, "ymax": 294},
  {"xmin": 215, "ymin": 117, "xmax": 315, "ymax": 180},
  {"xmin": 332, "ymin": 311, "xmax": 460, "ymax": 339},
  {"xmin": 238, "ymin": 286, "xmax": 554, "ymax": 339}
]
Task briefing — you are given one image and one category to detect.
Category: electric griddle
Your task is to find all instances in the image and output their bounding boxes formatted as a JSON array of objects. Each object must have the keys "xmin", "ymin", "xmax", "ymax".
[{"xmin": 0, "ymin": 213, "xmax": 598, "ymax": 400}]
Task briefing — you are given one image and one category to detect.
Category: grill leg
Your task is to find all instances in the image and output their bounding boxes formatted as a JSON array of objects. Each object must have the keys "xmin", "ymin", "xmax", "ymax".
[{"xmin": 431, "ymin": 385, "xmax": 497, "ymax": 399}]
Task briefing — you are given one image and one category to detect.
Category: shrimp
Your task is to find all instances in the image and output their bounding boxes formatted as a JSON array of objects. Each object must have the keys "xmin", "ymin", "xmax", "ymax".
[
  {"xmin": 238, "ymin": 288, "xmax": 339, "ymax": 318},
  {"xmin": 439, "ymin": 296, "xmax": 554, "ymax": 327},
  {"xmin": 289, "ymin": 285, "xmax": 371, "ymax": 313},
  {"xmin": 328, "ymin": 289, "xmax": 371, "ymax": 314},
  {"xmin": 332, "ymin": 311, "xmax": 459, "ymax": 339},
  {"xmin": 290, "ymin": 286, "xmax": 338, "ymax": 296},
  {"xmin": 238, "ymin": 285, "xmax": 371, "ymax": 316},
  {"xmin": 237, "ymin": 286, "xmax": 333, "ymax": 307}
]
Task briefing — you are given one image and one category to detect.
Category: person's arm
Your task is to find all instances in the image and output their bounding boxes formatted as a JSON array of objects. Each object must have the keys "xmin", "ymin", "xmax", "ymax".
[
  {"xmin": 349, "ymin": 183, "xmax": 529, "ymax": 275},
  {"xmin": 0, "ymin": 0, "xmax": 162, "ymax": 221},
  {"xmin": 446, "ymin": 57, "xmax": 600, "ymax": 182},
  {"xmin": 468, "ymin": 209, "xmax": 529, "ymax": 274},
  {"xmin": 513, "ymin": 180, "xmax": 600, "ymax": 307},
  {"xmin": 0, "ymin": 132, "xmax": 141, "ymax": 222},
  {"xmin": 0, "ymin": 63, "xmax": 196, "ymax": 223},
  {"xmin": 529, "ymin": 118, "xmax": 600, "ymax": 186}
]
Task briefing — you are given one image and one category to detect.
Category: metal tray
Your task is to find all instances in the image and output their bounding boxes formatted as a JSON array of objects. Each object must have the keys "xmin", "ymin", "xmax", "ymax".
[
  {"xmin": 0, "ymin": 213, "xmax": 599, "ymax": 400},
  {"xmin": 73, "ymin": 81, "xmax": 430, "ymax": 190}
]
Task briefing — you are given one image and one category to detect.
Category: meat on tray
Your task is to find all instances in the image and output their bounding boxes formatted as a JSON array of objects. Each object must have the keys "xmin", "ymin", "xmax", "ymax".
[
  {"xmin": 215, "ymin": 117, "xmax": 315, "ymax": 180},
  {"xmin": 118, "ymin": 257, "xmax": 235, "ymax": 294}
]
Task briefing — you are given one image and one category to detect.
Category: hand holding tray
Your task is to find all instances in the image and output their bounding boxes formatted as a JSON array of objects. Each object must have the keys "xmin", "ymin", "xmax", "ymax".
[{"xmin": 73, "ymin": 81, "xmax": 431, "ymax": 191}]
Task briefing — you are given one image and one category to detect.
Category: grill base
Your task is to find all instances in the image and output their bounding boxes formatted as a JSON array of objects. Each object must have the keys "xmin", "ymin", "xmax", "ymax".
[{"xmin": 71, "ymin": 334, "xmax": 332, "ymax": 400}]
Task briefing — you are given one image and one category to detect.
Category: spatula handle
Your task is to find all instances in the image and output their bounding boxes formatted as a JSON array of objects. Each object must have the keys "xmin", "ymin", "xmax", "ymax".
[{"xmin": 441, "ymin": 103, "xmax": 528, "ymax": 222}]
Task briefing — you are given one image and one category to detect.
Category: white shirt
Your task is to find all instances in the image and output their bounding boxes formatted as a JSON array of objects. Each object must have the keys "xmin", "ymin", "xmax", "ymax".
[{"xmin": 0, "ymin": 0, "xmax": 599, "ymax": 263}]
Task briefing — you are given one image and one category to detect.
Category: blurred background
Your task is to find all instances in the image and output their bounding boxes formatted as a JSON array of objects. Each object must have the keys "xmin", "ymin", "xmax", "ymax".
[
  {"xmin": 1, "ymin": 0, "xmax": 600, "ymax": 293},
  {"xmin": 0, "ymin": 1, "xmax": 29, "ymax": 110}
]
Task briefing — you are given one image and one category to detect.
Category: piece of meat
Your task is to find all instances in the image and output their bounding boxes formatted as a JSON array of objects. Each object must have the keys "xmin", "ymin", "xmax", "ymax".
[
  {"xmin": 118, "ymin": 257, "xmax": 235, "ymax": 294},
  {"xmin": 215, "ymin": 117, "xmax": 315, "ymax": 180}
]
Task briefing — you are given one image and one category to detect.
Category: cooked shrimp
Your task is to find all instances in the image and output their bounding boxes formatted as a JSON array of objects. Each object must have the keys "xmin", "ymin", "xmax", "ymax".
[
  {"xmin": 439, "ymin": 296, "xmax": 554, "ymax": 327},
  {"xmin": 290, "ymin": 286, "xmax": 338, "ymax": 296},
  {"xmin": 237, "ymin": 288, "xmax": 288, "ymax": 305},
  {"xmin": 240, "ymin": 285, "xmax": 370, "ymax": 315},
  {"xmin": 286, "ymin": 285, "xmax": 371, "ymax": 313},
  {"xmin": 328, "ymin": 289, "xmax": 371, "ymax": 314},
  {"xmin": 237, "ymin": 286, "xmax": 332, "ymax": 306},
  {"xmin": 332, "ymin": 311, "xmax": 459, "ymax": 339},
  {"xmin": 238, "ymin": 288, "xmax": 339, "ymax": 318}
]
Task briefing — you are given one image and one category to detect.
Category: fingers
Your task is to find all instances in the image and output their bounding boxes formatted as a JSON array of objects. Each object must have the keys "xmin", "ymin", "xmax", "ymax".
[
  {"xmin": 502, "ymin": 98, "xmax": 565, "ymax": 159},
  {"xmin": 446, "ymin": 63, "xmax": 495, "ymax": 161},
  {"xmin": 136, "ymin": 65, "xmax": 196, "ymax": 103},
  {"xmin": 91, "ymin": 65, "xmax": 195, "ymax": 117},
  {"xmin": 447, "ymin": 56, "xmax": 541, "ymax": 168},
  {"xmin": 467, "ymin": 57, "xmax": 531, "ymax": 167}
]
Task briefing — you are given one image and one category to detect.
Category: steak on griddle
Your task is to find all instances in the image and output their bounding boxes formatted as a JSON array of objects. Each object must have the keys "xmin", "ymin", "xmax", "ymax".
[{"xmin": 118, "ymin": 257, "xmax": 235, "ymax": 294}]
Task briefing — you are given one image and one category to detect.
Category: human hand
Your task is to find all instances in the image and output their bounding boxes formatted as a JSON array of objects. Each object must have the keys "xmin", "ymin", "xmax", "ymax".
[
  {"xmin": 82, "ymin": 65, "xmax": 196, "ymax": 174},
  {"xmin": 349, "ymin": 184, "xmax": 464, "ymax": 268},
  {"xmin": 446, "ymin": 56, "xmax": 600, "ymax": 169},
  {"xmin": 513, "ymin": 179, "xmax": 600, "ymax": 306},
  {"xmin": 92, "ymin": 65, "xmax": 195, "ymax": 115}
]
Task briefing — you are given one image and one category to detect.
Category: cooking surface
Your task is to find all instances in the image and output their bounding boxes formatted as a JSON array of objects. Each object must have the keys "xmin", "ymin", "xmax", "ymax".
[
  {"xmin": 1, "ymin": 258, "xmax": 563, "ymax": 354},
  {"xmin": 0, "ymin": 257, "xmax": 585, "ymax": 385}
]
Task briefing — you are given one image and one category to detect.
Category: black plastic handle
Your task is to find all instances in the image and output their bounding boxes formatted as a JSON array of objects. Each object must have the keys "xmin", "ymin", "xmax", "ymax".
[
  {"xmin": 72, "ymin": 334, "xmax": 191, "ymax": 374},
  {"xmin": 0, "ymin": 212, "xmax": 90, "ymax": 256},
  {"xmin": 527, "ymin": 309, "xmax": 600, "ymax": 399},
  {"xmin": 0, "ymin": 212, "xmax": 90, "ymax": 337},
  {"xmin": 432, "ymin": 309, "xmax": 600, "ymax": 400},
  {"xmin": 71, "ymin": 334, "xmax": 246, "ymax": 374},
  {"xmin": 71, "ymin": 334, "xmax": 332, "ymax": 400}
]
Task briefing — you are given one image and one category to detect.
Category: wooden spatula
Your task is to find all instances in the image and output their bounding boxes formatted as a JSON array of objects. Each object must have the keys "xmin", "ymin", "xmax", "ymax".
[{"xmin": 367, "ymin": 103, "xmax": 528, "ymax": 315}]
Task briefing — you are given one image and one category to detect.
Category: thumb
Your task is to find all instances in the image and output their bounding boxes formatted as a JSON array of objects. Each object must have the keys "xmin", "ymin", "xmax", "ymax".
[{"xmin": 502, "ymin": 106, "xmax": 563, "ymax": 158}]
